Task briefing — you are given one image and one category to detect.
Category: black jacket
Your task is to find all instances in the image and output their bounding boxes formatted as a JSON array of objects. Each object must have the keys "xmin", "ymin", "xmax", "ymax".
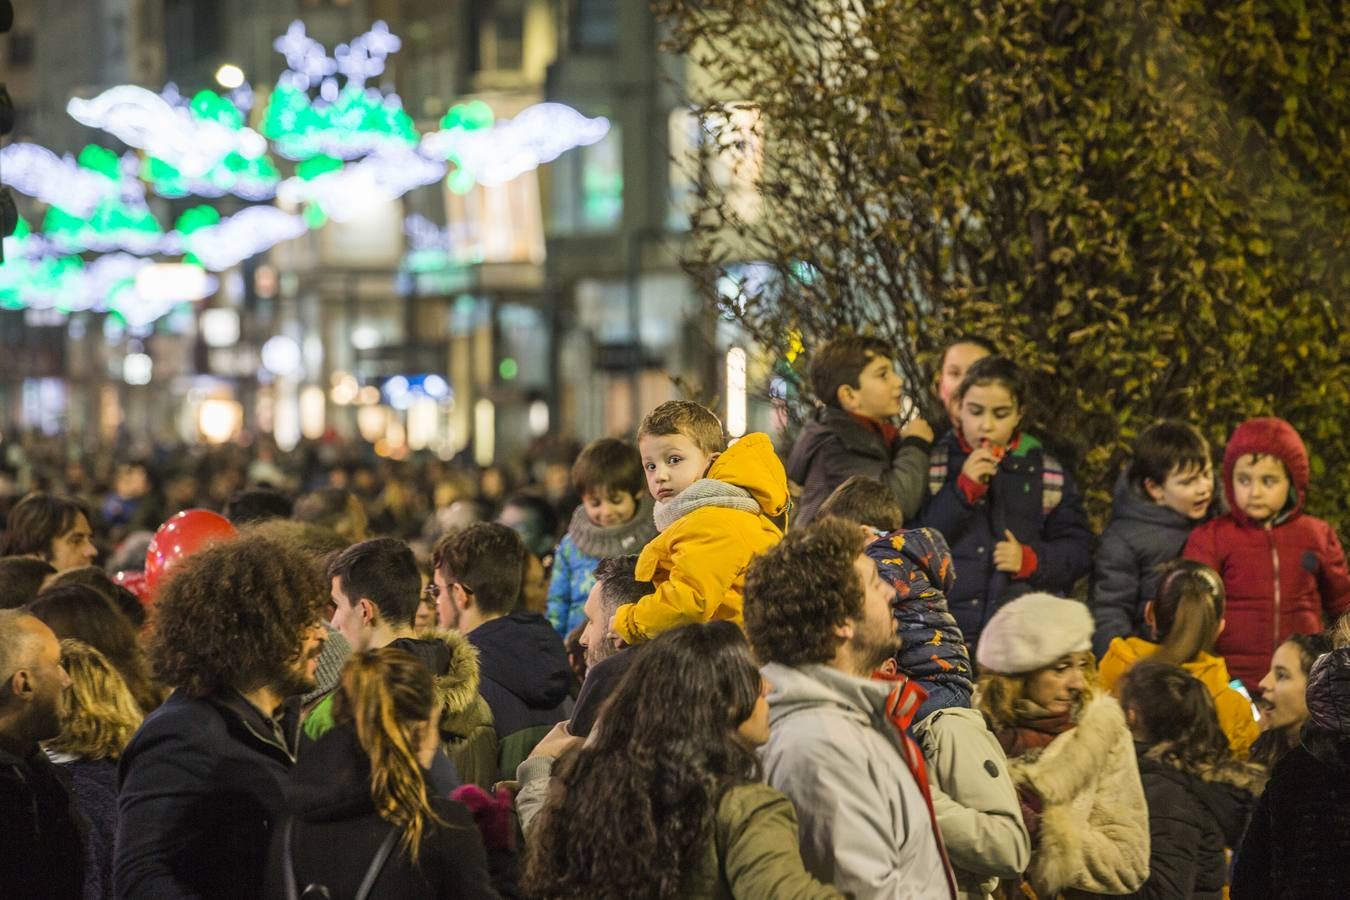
[
  {"xmin": 1233, "ymin": 647, "xmax": 1350, "ymax": 899},
  {"xmin": 468, "ymin": 612, "xmax": 571, "ymax": 780},
  {"xmin": 916, "ymin": 431, "xmax": 1093, "ymax": 649},
  {"xmin": 1090, "ymin": 476, "xmax": 1212, "ymax": 657},
  {"xmin": 264, "ymin": 723, "xmax": 498, "ymax": 900},
  {"xmin": 1124, "ymin": 749, "xmax": 1255, "ymax": 900},
  {"xmin": 115, "ymin": 690, "xmax": 301, "ymax": 900},
  {"xmin": 569, "ymin": 649, "xmax": 636, "ymax": 739},
  {"xmin": 0, "ymin": 740, "xmax": 84, "ymax": 900},
  {"xmin": 786, "ymin": 406, "xmax": 932, "ymax": 527}
]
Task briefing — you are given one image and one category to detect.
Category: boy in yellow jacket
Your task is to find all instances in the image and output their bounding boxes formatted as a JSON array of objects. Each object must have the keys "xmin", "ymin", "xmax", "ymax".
[{"xmin": 610, "ymin": 400, "xmax": 789, "ymax": 644}]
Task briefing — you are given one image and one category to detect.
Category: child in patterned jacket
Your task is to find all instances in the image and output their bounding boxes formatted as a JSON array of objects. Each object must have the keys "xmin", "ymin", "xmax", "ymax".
[{"xmin": 818, "ymin": 475, "xmax": 973, "ymax": 720}]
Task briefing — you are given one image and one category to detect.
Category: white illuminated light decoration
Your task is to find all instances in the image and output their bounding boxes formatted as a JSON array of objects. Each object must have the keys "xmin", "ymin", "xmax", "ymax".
[
  {"xmin": 175, "ymin": 207, "xmax": 307, "ymax": 271},
  {"xmin": 275, "ymin": 20, "xmax": 400, "ymax": 93},
  {"xmin": 726, "ymin": 347, "xmax": 748, "ymax": 438},
  {"xmin": 200, "ymin": 308, "xmax": 241, "ymax": 347},
  {"xmin": 123, "ymin": 353, "xmax": 154, "ymax": 386},
  {"xmin": 67, "ymin": 85, "xmax": 270, "ymax": 181},
  {"xmin": 135, "ymin": 263, "xmax": 210, "ymax": 305},
  {"xmin": 0, "ymin": 144, "xmax": 113, "ymax": 217},
  {"xmin": 421, "ymin": 103, "xmax": 612, "ymax": 187},
  {"xmin": 215, "ymin": 64, "xmax": 246, "ymax": 90},
  {"xmin": 277, "ymin": 147, "xmax": 444, "ymax": 222},
  {"xmin": 261, "ymin": 336, "xmax": 304, "ymax": 377}
]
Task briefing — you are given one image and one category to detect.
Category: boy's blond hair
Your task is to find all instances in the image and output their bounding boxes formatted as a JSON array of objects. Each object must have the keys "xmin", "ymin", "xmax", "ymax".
[{"xmin": 637, "ymin": 401, "xmax": 727, "ymax": 456}]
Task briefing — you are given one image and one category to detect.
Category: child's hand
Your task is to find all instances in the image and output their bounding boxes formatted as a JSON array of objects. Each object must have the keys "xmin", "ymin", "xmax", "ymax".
[
  {"xmin": 901, "ymin": 417, "xmax": 934, "ymax": 444},
  {"xmin": 993, "ymin": 529, "xmax": 1024, "ymax": 573},
  {"xmin": 606, "ymin": 614, "xmax": 629, "ymax": 650},
  {"xmin": 962, "ymin": 446, "xmax": 1001, "ymax": 484}
]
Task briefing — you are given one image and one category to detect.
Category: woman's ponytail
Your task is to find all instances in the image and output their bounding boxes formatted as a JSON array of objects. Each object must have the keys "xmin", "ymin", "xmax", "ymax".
[
  {"xmin": 336, "ymin": 648, "xmax": 446, "ymax": 864},
  {"xmin": 1152, "ymin": 560, "xmax": 1225, "ymax": 667}
]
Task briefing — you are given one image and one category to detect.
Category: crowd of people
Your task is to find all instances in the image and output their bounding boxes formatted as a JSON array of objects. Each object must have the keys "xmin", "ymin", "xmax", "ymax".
[{"xmin": 1, "ymin": 332, "xmax": 1348, "ymax": 899}]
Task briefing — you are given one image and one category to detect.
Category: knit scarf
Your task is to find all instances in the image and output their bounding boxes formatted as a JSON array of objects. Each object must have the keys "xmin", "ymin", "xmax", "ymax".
[
  {"xmin": 652, "ymin": 479, "xmax": 763, "ymax": 533},
  {"xmin": 566, "ymin": 496, "xmax": 657, "ymax": 558},
  {"xmin": 994, "ymin": 699, "xmax": 1077, "ymax": 758}
]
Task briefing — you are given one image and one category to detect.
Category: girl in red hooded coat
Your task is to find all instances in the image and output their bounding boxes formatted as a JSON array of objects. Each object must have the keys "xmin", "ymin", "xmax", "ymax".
[{"xmin": 1184, "ymin": 417, "xmax": 1350, "ymax": 692}]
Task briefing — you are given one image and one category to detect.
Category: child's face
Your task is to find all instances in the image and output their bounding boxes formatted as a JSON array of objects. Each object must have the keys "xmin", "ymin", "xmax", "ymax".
[
  {"xmin": 840, "ymin": 353, "xmax": 904, "ymax": 421},
  {"xmin": 638, "ymin": 432, "xmax": 719, "ymax": 503},
  {"xmin": 957, "ymin": 382, "xmax": 1021, "ymax": 449},
  {"xmin": 582, "ymin": 488, "xmax": 639, "ymax": 528},
  {"xmin": 1232, "ymin": 453, "xmax": 1291, "ymax": 524},
  {"xmin": 1257, "ymin": 641, "xmax": 1311, "ymax": 732},
  {"xmin": 937, "ymin": 342, "xmax": 991, "ymax": 419},
  {"xmin": 1146, "ymin": 461, "xmax": 1214, "ymax": 521}
]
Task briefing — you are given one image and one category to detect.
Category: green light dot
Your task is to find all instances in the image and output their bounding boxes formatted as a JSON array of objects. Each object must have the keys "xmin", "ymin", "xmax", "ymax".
[
  {"xmin": 303, "ymin": 204, "xmax": 328, "ymax": 229},
  {"xmin": 447, "ymin": 168, "xmax": 475, "ymax": 195},
  {"xmin": 499, "ymin": 358, "xmax": 519, "ymax": 380}
]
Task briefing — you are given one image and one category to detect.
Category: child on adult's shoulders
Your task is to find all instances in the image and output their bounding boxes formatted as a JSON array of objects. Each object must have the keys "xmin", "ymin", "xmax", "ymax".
[
  {"xmin": 787, "ymin": 335, "xmax": 934, "ymax": 527},
  {"xmin": 545, "ymin": 438, "xmax": 656, "ymax": 638},
  {"xmin": 608, "ymin": 401, "xmax": 788, "ymax": 644},
  {"xmin": 1184, "ymin": 416, "xmax": 1350, "ymax": 692},
  {"xmin": 816, "ymin": 475, "xmax": 972, "ymax": 721},
  {"xmin": 1090, "ymin": 420, "xmax": 1217, "ymax": 656}
]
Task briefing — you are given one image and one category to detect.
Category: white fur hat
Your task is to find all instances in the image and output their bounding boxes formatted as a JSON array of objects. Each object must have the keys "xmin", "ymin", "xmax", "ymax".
[{"xmin": 976, "ymin": 592, "xmax": 1094, "ymax": 674}]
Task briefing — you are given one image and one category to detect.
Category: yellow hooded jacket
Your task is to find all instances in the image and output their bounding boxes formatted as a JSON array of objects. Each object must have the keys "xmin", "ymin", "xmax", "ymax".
[
  {"xmin": 612, "ymin": 432, "xmax": 789, "ymax": 644},
  {"xmin": 1098, "ymin": 636, "xmax": 1260, "ymax": 759}
]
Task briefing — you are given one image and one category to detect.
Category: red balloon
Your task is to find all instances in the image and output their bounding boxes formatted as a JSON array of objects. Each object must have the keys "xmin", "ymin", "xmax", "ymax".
[
  {"xmin": 112, "ymin": 569, "xmax": 150, "ymax": 604},
  {"xmin": 143, "ymin": 510, "xmax": 238, "ymax": 598}
]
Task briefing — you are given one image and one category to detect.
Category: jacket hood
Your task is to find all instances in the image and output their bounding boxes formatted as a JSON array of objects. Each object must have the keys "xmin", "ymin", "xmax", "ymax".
[
  {"xmin": 762, "ymin": 661, "xmax": 891, "ymax": 729},
  {"xmin": 1109, "ymin": 638, "xmax": 1235, "ymax": 694},
  {"xmin": 468, "ymin": 611, "xmax": 571, "ymax": 709},
  {"xmin": 1135, "ymin": 751, "xmax": 1256, "ymax": 846},
  {"xmin": 785, "ymin": 409, "xmax": 842, "ymax": 485},
  {"xmin": 387, "ymin": 627, "xmax": 482, "ymax": 717},
  {"xmin": 285, "ymin": 721, "xmax": 375, "ymax": 821},
  {"xmin": 708, "ymin": 432, "xmax": 790, "ymax": 518},
  {"xmin": 1222, "ymin": 417, "xmax": 1308, "ymax": 526},
  {"xmin": 1306, "ymin": 647, "xmax": 1350, "ymax": 735},
  {"xmin": 1109, "ymin": 473, "xmax": 1208, "ymax": 529}
]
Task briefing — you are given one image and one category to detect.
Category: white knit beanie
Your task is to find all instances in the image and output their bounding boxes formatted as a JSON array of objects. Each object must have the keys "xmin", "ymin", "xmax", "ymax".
[{"xmin": 976, "ymin": 592, "xmax": 1094, "ymax": 674}]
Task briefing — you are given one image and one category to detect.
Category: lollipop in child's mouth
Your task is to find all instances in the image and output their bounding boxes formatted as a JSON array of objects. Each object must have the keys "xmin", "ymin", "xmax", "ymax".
[{"xmin": 980, "ymin": 437, "xmax": 1007, "ymax": 462}]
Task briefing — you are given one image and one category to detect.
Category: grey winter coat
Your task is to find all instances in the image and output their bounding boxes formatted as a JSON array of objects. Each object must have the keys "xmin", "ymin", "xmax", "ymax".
[
  {"xmin": 786, "ymin": 407, "xmax": 931, "ymax": 527},
  {"xmin": 759, "ymin": 663, "xmax": 953, "ymax": 899},
  {"xmin": 912, "ymin": 706, "xmax": 1030, "ymax": 899},
  {"xmin": 1090, "ymin": 476, "xmax": 1211, "ymax": 657}
]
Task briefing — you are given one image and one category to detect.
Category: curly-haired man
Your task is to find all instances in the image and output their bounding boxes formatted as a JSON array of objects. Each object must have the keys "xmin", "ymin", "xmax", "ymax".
[
  {"xmin": 115, "ymin": 534, "xmax": 327, "ymax": 900},
  {"xmin": 743, "ymin": 518, "xmax": 956, "ymax": 899}
]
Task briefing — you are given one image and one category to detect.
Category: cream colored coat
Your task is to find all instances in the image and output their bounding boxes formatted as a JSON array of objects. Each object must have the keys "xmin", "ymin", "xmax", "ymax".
[{"xmin": 1006, "ymin": 694, "xmax": 1150, "ymax": 898}]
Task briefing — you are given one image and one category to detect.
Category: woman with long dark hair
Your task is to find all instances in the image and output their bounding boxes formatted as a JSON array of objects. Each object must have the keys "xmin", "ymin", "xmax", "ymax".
[
  {"xmin": 1117, "ymin": 662, "xmax": 1265, "ymax": 899},
  {"xmin": 1099, "ymin": 560, "xmax": 1260, "ymax": 756},
  {"xmin": 522, "ymin": 621, "xmax": 842, "ymax": 899},
  {"xmin": 1248, "ymin": 631, "xmax": 1332, "ymax": 769},
  {"xmin": 1233, "ymin": 646, "xmax": 1350, "ymax": 898},
  {"xmin": 264, "ymin": 648, "xmax": 497, "ymax": 900}
]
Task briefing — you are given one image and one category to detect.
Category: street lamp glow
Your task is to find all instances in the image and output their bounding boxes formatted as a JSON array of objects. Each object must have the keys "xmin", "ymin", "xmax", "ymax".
[{"xmin": 215, "ymin": 64, "xmax": 246, "ymax": 90}]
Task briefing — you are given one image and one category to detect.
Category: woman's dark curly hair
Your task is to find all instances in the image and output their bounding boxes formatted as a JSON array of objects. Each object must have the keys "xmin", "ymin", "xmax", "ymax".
[
  {"xmin": 743, "ymin": 517, "xmax": 866, "ymax": 666},
  {"xmin": 523, "ymin": 621, "xmax": 762, "ymax": 899},
  {"xmin": 147, "ymin": 534, "xmax": 326, "ymax": 696}
]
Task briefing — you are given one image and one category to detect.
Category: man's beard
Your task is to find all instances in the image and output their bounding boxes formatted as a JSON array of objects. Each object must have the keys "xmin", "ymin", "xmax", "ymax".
[
  {"xmin": 274, "ymin": 646, "xmax": 322, "ymax": 697},
  {"xmin": 852, "ymin": 628, "xmax": 902, "ymax": 677}
]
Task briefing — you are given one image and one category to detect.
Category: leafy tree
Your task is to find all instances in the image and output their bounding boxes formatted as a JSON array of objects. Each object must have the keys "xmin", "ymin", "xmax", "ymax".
[{"xmin": 658, "ymin": 0, "xmax": 1350, "ymax": 530}]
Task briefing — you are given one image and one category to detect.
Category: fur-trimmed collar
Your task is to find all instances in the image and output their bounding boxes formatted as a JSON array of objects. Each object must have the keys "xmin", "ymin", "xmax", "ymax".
[
  {"xmin": 391, "ymin": 627, "xmax": 482, "ymax": 717},
  {"xmin": 1009, "ymin": 693, "xmax": 1129, "ymax": 803},
  {"xmin": 565, "ymin": 496, "xmax": 657, "ymax": 558}
]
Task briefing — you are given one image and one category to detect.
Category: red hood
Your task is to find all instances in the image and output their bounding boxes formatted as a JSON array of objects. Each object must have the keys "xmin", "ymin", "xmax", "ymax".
[{"xmin": 1222, "ymin": 417, "xmax": 1308, "ymax": 526}]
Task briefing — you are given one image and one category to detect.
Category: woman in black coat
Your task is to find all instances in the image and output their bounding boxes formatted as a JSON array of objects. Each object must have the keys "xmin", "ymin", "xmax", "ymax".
[
  {"xmin": 1232, "ymin": 645, "xmax": 1350, "ymax": 899},
  {"xmin": 264, "ymin": 648, "xmax": 499, "ymax": 900},
  {"xmin": 1118, "ymin": 662, "xmax": 1265, "ymax": 900}
]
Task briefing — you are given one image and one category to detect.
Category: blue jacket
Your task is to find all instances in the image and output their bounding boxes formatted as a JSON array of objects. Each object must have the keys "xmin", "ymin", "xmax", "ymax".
[
  {"xmin": 116, "ymin": 690, "xmax": 301, "ymax": 900},
  {"xmin": 546, "ymin": 500, "xmax": 657, "ymax": 637},
  {"xmin": 916, "ymin": 431, "xmax": 1093, "ymax": 650}
]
